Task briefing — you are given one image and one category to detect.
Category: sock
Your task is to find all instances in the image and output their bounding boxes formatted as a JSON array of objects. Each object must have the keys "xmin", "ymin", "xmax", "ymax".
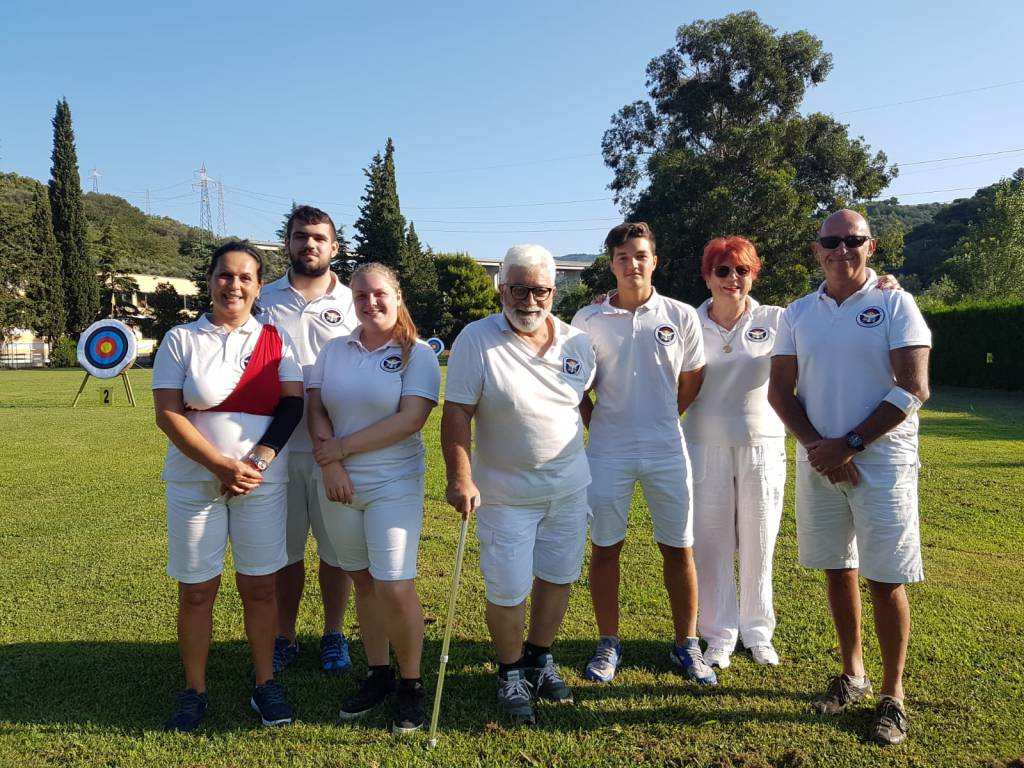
[
  {"xmin": 398, "ymin": 677, "xmax": 422, "ymax": 689},
  {"xmin": 498, "ymin": 657, "xmax": 525, "ymax": 676},
  {"xmin": 368, "ymin": 664, "xmax": 392, "ymax": 679},
  {"xmin": 600, "ymin": 634, "xmax": 620, "ymax": 646},
  {"xmin": 522, "ymin": 642, "xmax": 550, "ymax": 666},
  {"xmin": 847, "ymin": 674, "xmax": 866, "ymax": 686}
]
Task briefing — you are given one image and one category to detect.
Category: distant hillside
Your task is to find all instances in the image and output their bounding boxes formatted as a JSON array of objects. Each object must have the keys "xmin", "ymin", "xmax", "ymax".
[{"xmin": 558, "ymin": 252, "xmax": 599, "ymax": 263}]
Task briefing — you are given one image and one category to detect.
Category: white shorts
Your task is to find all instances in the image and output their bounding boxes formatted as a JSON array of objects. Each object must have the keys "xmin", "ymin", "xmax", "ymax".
[
  {"xmin": 476, "ymin": 488, "xmax": 590, "ymax": 607},
  {"xmin": 795, "ymin": 461, "xmax": 924, "ymax": 584},
  {"xmin": 586, "ymin": 452, "xmax": 693, "ymax": 548},
  {"xmin": 166, "ymin": 480, "xmax": 288, "ymax": 584},
  {"xmin": 285, "ymin": 452, "xmax": 340, "ymax": 567},
  {"xmin": 317, "ymin": 473, "xmax": 424, "ymax": 581}
]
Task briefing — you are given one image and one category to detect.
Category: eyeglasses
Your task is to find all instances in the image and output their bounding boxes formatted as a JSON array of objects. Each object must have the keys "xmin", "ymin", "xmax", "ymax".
[
  {"xmin": 712, "ymin": 264, "xmax": 751, "ymax": 278},
  {"xmin": 817, "ymin": 235, "xmax": 871, "ymax": 249},
  {"xmin": 507, "ymin": 284, "xmax": 553, "ymax": 300}
]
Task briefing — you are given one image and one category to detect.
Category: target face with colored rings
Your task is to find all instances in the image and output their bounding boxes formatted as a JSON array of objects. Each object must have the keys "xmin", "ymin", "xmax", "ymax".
[
  {"xmin": 76, "ymin": 319, "xmax": 138, "ymax": 378},
  {"xmin": 427, "ymin": 337, "xmax": 445, "ymax": 355}
]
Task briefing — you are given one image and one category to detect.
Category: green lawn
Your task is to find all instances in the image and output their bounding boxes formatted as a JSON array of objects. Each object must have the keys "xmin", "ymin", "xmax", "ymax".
[{"xmin": 1, "ymin": 370, "xmax": 1022, "ymax": 767}]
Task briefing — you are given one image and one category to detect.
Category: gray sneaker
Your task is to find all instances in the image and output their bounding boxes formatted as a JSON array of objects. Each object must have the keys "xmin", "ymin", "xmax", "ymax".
[
  {"xmin": 496, "ymin": 668, "xmax": 535, "ymax": 724},
  {"xmin": 528, "ymin": 653, "xmax": 574, "ymax": 704},
  {"xmin": 811, "ymin": 674, "xmax": 873, "ymax": 715},
  {"xmin": 870, "ymin": 696, "xmax": 909, "ymax": 746}
]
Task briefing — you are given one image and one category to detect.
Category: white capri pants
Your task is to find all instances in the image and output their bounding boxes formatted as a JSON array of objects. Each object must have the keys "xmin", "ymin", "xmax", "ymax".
[
  {"xmin": 691, "ymin": 440, "xmax": 786, "ymax": 650},
  {"xmin": 796, "ymin": 461, "xmax": 923, "ymax": 584},
  {"xmin": 284, "ymin": 451, "xmax": 340, "ymax": 567},
  {"xmin": 166, "ymin": 480, "xmax": 288, "ymax": 584},
  {"xmin": 587, "ymin": 451, "xmax": 693, "ymax": 548},
  {"xmin": 317, "ymin": 473, "xmax": 425, "ymax": 581},
  {"xmin": 476, "ymin": 488, "xmax": 590, "ymax": 607}
]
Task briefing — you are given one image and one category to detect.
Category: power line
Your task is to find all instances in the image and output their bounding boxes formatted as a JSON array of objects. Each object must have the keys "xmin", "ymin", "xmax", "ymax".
[
  {"xmin": 836, "ymin": 79, "xmax": 1024, "ymax": 115},
  {"xmin": 896, "ymin": 147, "xmax": 1024, "ymax": 167}
]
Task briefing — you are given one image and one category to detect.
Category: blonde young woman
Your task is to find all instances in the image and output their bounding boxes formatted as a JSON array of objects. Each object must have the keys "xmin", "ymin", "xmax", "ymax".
[{"xmin": 307, "ymin": 263, "xmax": 441, "ymax": 735}]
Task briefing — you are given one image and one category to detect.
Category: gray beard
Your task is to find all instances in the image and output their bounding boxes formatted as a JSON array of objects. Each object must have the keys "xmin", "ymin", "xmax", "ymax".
[{"xmin": 504, "ymin": 307, "xmax": 548, "ymax": 333}]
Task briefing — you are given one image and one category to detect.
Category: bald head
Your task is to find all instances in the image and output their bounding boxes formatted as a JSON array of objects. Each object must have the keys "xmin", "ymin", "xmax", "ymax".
[{"xmin": 819, "ymin": 209, "xmax": 872, "ymax": 239}]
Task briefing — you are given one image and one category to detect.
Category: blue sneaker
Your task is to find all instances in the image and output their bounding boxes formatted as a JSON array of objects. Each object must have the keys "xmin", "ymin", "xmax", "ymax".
[
  {"xmin": 164, "ymin": 688, "xmax": 208, "ymax": 732},
  {"xmin": 320, "ymin": 632, "xmax": 352, "ymax": 673},
  {"xmin": 584, "ymin": 637, "xmax": 623, "ymax": 683},
  {"xmin": 250, "ymin": 679, "xmax": 294, "ymax": 726},
  {"xmin": 669, "ymin": 638, "xmax": 718, "ymax": 685},
  {"xmin": 272, "ymin": 635, "xmax": 299, "ymax": 674}
]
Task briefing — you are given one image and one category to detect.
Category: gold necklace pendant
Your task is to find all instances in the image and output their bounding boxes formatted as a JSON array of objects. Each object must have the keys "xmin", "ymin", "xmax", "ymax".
[{"xmin": 723, "ymin": 344, "xmax": 733, "ymax": 353}]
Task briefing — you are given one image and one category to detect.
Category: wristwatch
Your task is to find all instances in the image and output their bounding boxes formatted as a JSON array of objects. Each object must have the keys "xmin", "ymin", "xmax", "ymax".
[
  {"xmin": 844, "ymin": 431, "xmax": 866, "ymax": 452},
  {"xmin": 244, "ymin": 452, "xmax": 270, "ymax": 472}
]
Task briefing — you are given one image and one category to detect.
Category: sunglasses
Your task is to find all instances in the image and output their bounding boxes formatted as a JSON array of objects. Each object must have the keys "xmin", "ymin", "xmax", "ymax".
[
  {"xmin": 507, "ymin": 284, "xmax": 553, "ymax": 300},
  {"xmin": 712, "ymin": 264, "xmax": 751, "ymax": 278},
  {"xmin": 817, "ymin": 235, "xmax": 871, "ymax": 249}
]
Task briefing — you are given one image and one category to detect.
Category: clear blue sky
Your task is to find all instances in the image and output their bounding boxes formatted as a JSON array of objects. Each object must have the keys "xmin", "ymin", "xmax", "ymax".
[{"xmin": 2, "ymin": 0, "xmax": 1023, "ymax": 260}]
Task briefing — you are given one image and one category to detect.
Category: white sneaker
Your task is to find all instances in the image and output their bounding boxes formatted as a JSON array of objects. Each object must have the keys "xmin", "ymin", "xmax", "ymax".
[
  {"xmin": 704, "ymin": 645, "xmax": 732, "ymax": 669},
  {"xmin": 750, "ymin": 644, "xmax": 780, "ymax": 666}
]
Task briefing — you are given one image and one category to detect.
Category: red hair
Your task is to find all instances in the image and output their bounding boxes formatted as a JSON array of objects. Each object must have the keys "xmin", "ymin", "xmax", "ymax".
[{"xmin": 702, "ymin": 236, "xmax": 762, "ymax": 281}]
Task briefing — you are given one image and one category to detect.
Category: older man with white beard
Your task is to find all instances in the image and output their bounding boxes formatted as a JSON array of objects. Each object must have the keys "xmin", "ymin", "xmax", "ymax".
[{"xmin": 442, "ymin": 244, "xmax": 596, "ymax": 725}]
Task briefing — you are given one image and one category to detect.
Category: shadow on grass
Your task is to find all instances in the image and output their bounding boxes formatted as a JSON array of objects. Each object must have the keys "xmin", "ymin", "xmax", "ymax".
[
  {"xmin": 922, "ymin": 386, "xmax": 1024, "ymax": 442},
  {"xmin": 1, "ymin": 638, "xmax": 864, "ymax": 740}
]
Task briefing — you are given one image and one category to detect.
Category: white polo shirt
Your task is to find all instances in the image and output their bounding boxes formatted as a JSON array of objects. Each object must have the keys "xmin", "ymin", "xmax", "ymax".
[
  {"xmin": 445, "ymin": 312, "xmax": 596, "ymax": 505},
  {"xmin": 572, "ymin": 290, "xmax": 704, "ymax": 458},
  {"xmin": 682, "ymin": 297, "xmax": 786, "ymax": 446},
  {"xmin": 308, "ymin": 334, "xmax": 441, "ymax": 488},
  {"xmin": 772, "ymin": 269, "xmax": 932, "ymax": 465},
  {"xmin": 259, "ymin": 270, "xmax": 357, "ymax": 452},
  {"xmin": 152, "ymin": 314, "xmax": 304, "ymax": 483}
]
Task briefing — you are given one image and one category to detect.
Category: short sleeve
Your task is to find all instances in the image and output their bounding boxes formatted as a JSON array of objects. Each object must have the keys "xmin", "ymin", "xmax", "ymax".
[
  {"xmin": 444, "ymin": 324, "xmax": 485, "ymax": 406},
  {"xmin": 276, "ymin": 328, "xmax": 304, "ymax": 382},
  {"xmin": 680, "ymin": 305, "xmax": 706, "ymax": 371},
  {"xmin": 307, "ymin": 338, "xmax": 334, "ymax": 390},
  {"xmin": 888, "ymin": 293, "xmax": 932, "ymax": 350},
  {"xmin": 401, "ymin": 343, "xmax": 442, "ymax": 403},
  {"xmin": 771, "ymin": 306, "xmax": 797, "ymax": 357},
  {"xmin": 151, "ymin": 326, "xmax": 188, "ymax": 390},
  {"xmin": 570, "ymin": 306, "xmax": 590, "ymax": 333}
]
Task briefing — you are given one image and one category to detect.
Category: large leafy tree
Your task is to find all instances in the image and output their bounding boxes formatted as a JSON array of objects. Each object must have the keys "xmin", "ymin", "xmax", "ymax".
[
  {"xmin": 400, "ymin": 222, "xmax": 439, "ymax": 335},
  {"xmin": 354, "ymin": 138, "xmax": 406, "ymax": 270},
  {"xmin": 603, "ymin": 12, "xmax": 895, "ymax": 306},
  {"xmin": 434, "ymin": 252, "xmax": 500, "ymax": 344},
  {"xmin": 49, "ymin": 98, "xmax": 98, "ymax": 333}
]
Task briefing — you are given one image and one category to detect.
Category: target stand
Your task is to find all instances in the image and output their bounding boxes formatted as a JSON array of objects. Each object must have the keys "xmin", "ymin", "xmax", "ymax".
[{"xmin": 71, "ymin": 320, "xmax": 139, "ymax": 407}]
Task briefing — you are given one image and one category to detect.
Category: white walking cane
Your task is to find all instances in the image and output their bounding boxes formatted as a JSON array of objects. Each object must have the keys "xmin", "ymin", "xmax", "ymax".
[{"xmin": 427, "ymin": 496, "xmax": 477, "ymax": 747}]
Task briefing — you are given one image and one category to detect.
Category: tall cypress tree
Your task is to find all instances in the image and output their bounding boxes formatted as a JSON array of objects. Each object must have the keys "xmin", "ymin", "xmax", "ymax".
[
  {"xmin": 354, "ymin": 138, "xmax": 406, "ymax": 270},
  {"xmin": 400, "ymin": 221, "xmax": 439, "ymax": 334},
  {"xmin": 28, "ymin": 189, "xmax": 66, "ymax": 341},
  {"xmin": 48, "ymin": 98, "xmax": 98, "ymax": 334}
]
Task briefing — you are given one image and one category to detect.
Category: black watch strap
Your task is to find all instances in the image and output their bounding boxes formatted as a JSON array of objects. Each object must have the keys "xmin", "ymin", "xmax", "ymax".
[{"xmin": 845, "ymin": 431, "xmax": 866, "ymax": 452}]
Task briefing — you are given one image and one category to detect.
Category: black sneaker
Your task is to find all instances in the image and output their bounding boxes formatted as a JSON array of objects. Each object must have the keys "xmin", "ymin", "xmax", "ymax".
[
  {"xmin": 391, "ymin": 680, "xmax": 426, "ymax": 735},
  {"xmin": 272, "ymin": 636, "xmax": 299, "ymax": 674},
  {"xmin": 165, "ymin": 688, "xmax": 208, "ymax": 732},
  {"xmin": 870, "ymin": 696, "xmax": 909, "ymax": 746},
  {"xmin": 527, "ymin": 653, "xmax": 574, "ymax": 704},
  {"xmin": 497, "ymin": 668, "xmax": 535, "ymax": 724},
  {"xmin": 250, "ymin": 679, "xmax": 294, "ymax": 726},
  {"xmin": 811, "ymin": 674, "xmax": 873, "ymax": 715},
  {"xmin": 340, "ymin": 667, "xmax": 395, "ymax": 720}
]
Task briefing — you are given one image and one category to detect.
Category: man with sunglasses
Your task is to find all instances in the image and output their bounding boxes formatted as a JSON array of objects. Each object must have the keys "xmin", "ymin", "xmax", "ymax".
[
  {"xmin": 768, "ymin": 209, "xmax": 931, "ymax": 746},
  {"xmin": 572, "ymin": 222, "xmax": 713, "ymax": 686},
  {"xmin": 442, "ymin": 244, "xmax": 596, "ymax": 725}
]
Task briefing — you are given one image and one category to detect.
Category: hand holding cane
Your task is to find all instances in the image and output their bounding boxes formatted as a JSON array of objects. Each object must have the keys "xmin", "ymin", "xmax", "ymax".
[{"xmin": 427, "ymin": 495, "xmax": 478, "ymax": 747}]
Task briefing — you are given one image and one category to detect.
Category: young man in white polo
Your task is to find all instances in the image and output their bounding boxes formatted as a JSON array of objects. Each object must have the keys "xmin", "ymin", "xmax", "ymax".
[
  {"xmin": 572, "ymin": 222, "xmax": 715, "ymax": 686},
  {"xmin": 442, "ymin": 244, "xmax": 596, "ymax": 725},
  {"xmin": 259, "ymin": 206, "xmax": 358, "ymax": 674},
  {"xmin": 768, "ymin": 209, "xmax": 931, "ymax": 746}
]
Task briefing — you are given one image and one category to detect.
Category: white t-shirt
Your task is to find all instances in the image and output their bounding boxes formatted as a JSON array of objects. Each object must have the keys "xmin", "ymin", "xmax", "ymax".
[
  {"xmin": 308, "ymin": 334, "xmax": 441, "ymax": 488},
  {"xmin": 683, "ymin": 297, "xmax": 786, "ymax": 446},
  {"xmin": 152, "ymin": 314, "xmax": 304, "ymax": 483},
  {"xmin": 259, "ymin": 270, "xmax": 357, "ymax": 452},
  {"xmin": 445, "ymin": 312, "xmax": 596, "ymax": 505},
  {"xmin": 572, "ymin": 290, "xmax": 704, "ymax": 458},
  {"xmin": 772, "ymin": 269, "xmax": 932, "ymax": 464}
]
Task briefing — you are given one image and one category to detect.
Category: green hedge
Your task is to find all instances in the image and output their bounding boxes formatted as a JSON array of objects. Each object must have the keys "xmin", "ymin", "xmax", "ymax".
[{"xmin": 922, "ymin": 300, "xmax": 1024, "ymax": 390}]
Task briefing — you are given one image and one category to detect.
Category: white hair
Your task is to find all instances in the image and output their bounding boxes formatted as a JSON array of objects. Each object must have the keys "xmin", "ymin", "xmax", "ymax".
[{"xmin": 499, "ymin": 244, "xmax": 556, "ymax": 285}]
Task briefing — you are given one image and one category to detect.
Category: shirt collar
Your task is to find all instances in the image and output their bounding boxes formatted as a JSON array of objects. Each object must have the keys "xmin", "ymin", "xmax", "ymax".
[
  {"xmin": 817, "ymin": 268, "xmax": 878, "ymax": 302},
  {"xmin": 697, "ymin": 296, "xmax": 759, "ymax": 328},
  {"xmin": 266, "ymin": 269, "xmax": 342, "ymax": 299},
  {"xmin": 197, "ymin": 313, "xmax": 261, "ymax": 335},
  {"xmin": 601, "ymin": 287, "xmax": 662, "ymax": 314},
  {"xmin": 345, "ymin": 326, "xmax": 400, "ymax": 351}
]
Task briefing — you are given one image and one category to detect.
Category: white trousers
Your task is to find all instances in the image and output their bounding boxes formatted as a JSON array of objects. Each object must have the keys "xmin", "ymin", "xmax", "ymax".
[{"xmin": 690, "ymin": 440, "xmax": 786, "ymax": 649}]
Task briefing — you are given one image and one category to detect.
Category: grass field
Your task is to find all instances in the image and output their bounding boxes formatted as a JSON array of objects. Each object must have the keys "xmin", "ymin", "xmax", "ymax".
[{"xmin": 1, "ymin": 369, "xmax": 1022, "ymax": 767}]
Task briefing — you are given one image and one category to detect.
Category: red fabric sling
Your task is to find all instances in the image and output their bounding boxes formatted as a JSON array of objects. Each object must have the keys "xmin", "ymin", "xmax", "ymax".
[{"xmin": 207, "ymin": 324, "xmax": 283, "ymax": 416}]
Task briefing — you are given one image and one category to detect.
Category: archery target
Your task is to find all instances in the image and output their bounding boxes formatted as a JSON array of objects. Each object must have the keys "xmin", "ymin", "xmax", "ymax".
[
  {"xmin": 427, "ymin": 337, "xmax": 445, "ymax": 356},
  {"xmin": 77, "ymin": 320, "xmax": 137, "ymax": 378}
]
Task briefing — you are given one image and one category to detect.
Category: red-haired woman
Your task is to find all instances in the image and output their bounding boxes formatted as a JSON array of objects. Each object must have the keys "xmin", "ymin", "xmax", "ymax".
[{"xmin": 307, "ymin": 263, "xmax": 441, "ymax": 736}]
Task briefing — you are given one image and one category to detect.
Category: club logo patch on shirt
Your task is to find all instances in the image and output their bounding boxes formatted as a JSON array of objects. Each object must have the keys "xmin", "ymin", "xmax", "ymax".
[
  {"xmin": 380, "ymin": 354, "xmax": 403, "ymax": 373},
  {"xmin": 563, "ymin": 357, "xmax": 582, "ymax": 375},
  {"xmin": 321, "ymin": 308, "xmax": 344, "ymax": 326},
  {"xmin": 746, "ymin": 327, "xmax": 769, "ymax": 342},
  {"xmin": 856, "ymin": 306, "xmax": 885, "ymax": 327},
  {"xmin": 655, "ymin": 324, "xmax": 677, "ymax": 345},
  {"xmin": 241, "ymin": 353, "xmax": 252, "ymax": 369}
]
